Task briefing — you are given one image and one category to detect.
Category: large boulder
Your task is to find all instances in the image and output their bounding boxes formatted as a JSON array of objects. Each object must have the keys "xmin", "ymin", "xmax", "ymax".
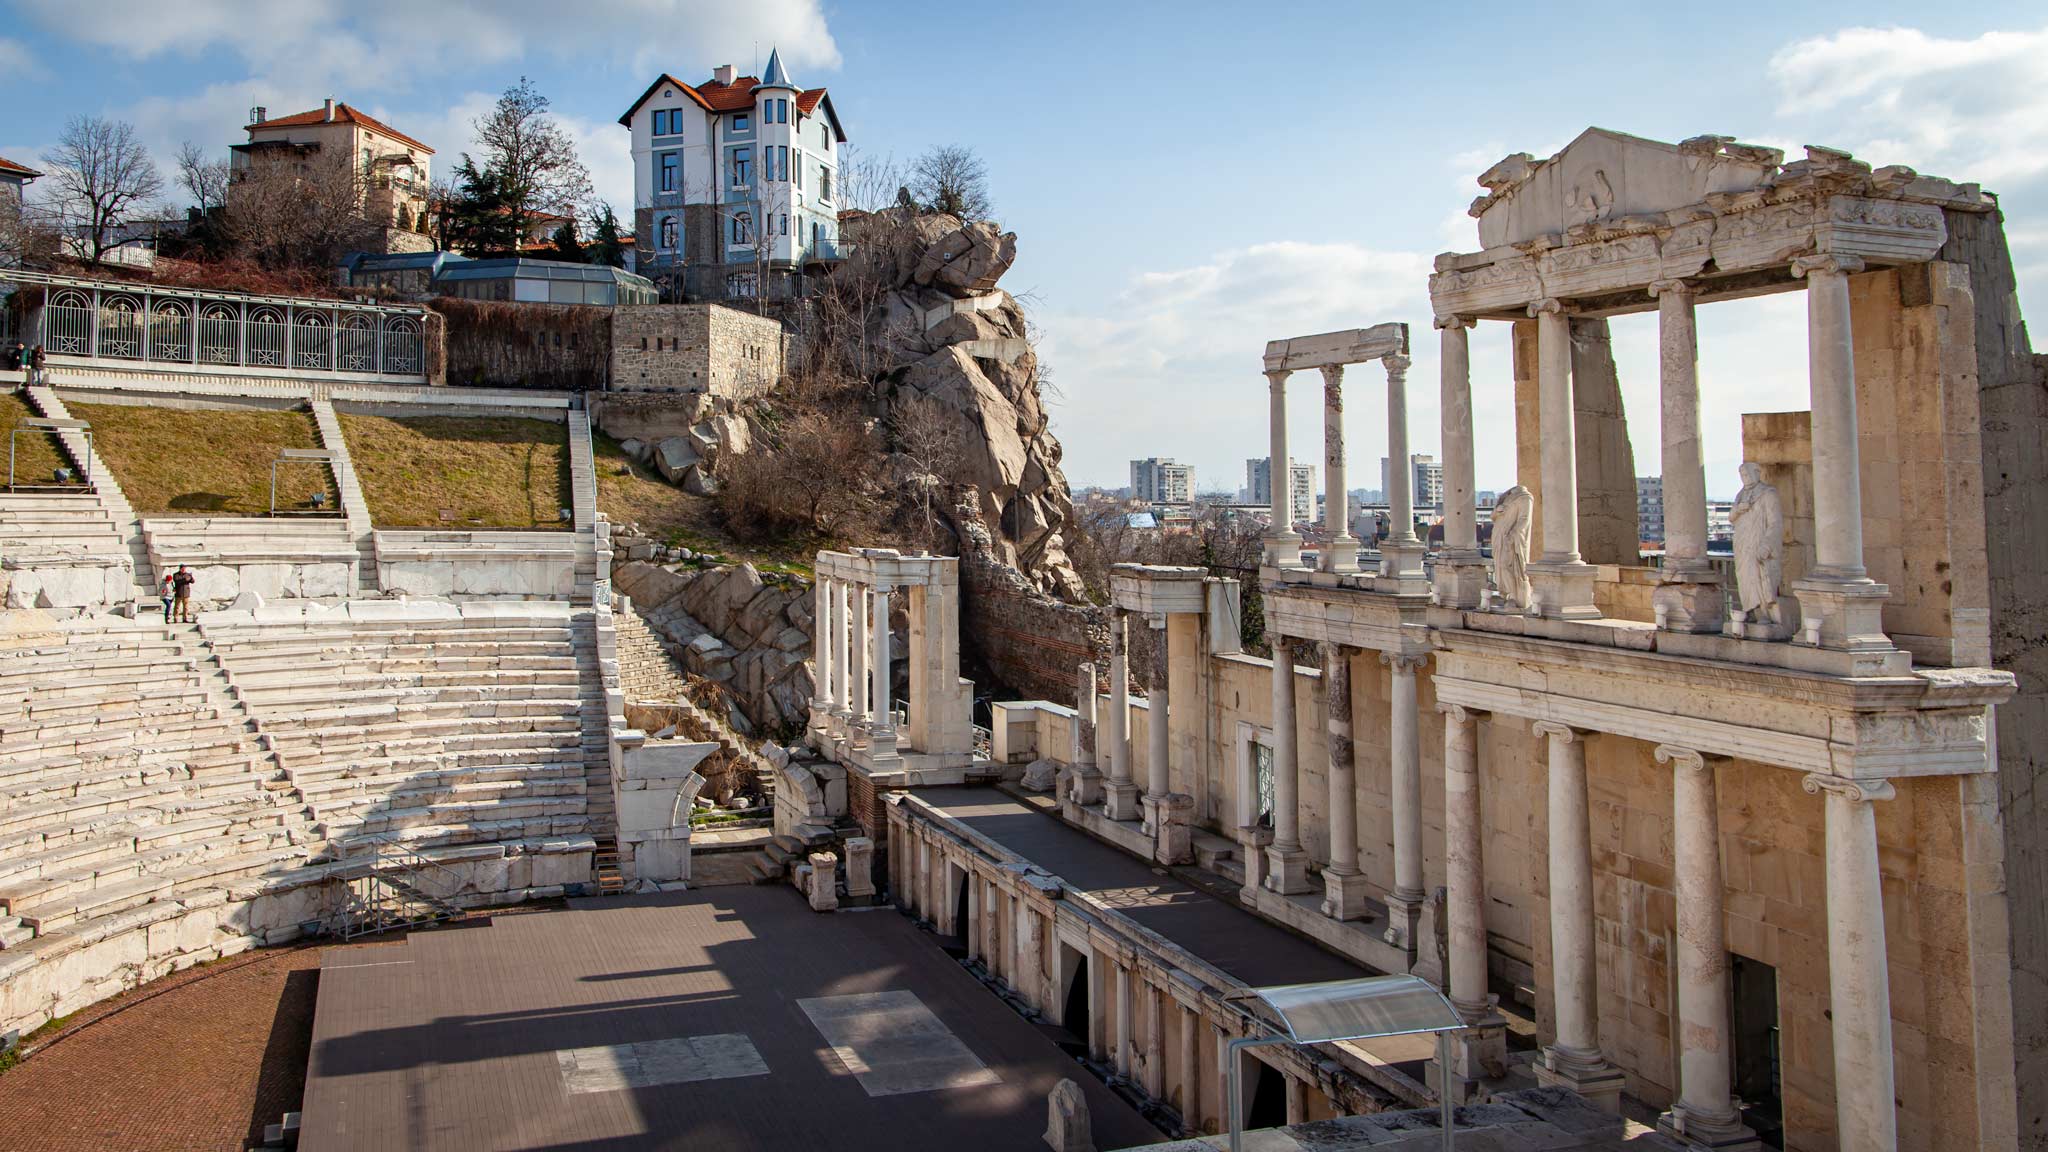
[
  {"xmin": 653, "ymin": 437, "xmax": 701, "ymax": 483},
  {"xmin": 914, "ymin": 221, "xmax": 1017, "ymax": 296}
]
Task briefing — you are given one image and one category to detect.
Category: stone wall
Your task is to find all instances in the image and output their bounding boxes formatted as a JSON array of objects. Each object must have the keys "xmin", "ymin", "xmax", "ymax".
[
  {"xmin": 435, "ymin": 298, "xmax": 610, "ymax": 391},
  {"xmin": 1949, "ymin": 204, "xmax": 2048, "ymax": 1152},
  {"xmin": 607, "ymin": 304, "xmax": 784, "ymax": 397}
]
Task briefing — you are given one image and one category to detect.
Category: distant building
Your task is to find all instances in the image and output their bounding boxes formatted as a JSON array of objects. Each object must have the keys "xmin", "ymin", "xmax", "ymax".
[
  {"xmin": 0, "ymin": 155, "xmax": 39, "ymax": 232},
  {"xmin": 343, "ymin": 252, "xmax": 657, "ymax": 306},
  {"xmin": 1637, "ymin": 475, "xmax": 1665, "ymax": 545},
  {"xmin": 231, "ymin": 100, "xmax": 434, "ymax": 255},
  {"xmin": 1130, "ymin": 457, "xmax": 1195, "ymax": 504},
  {"xmin": 1381, "ymin": 453, "xmax": 1444, "ymax": 510},
  {"xmin": 1244, "ymin": 457, "xmax": 1315, "ymax": 525},
  {"xmin": 618, "ymin": 49, "xmax": 848, "ymax": 302}
]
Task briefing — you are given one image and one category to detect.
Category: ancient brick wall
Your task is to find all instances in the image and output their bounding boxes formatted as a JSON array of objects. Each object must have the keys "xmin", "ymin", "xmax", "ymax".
[
  {"xmin": 433, "ymin": 298, "xmax": 608, "ymax": 390},
  {"xmin": 607, "ymin": 304, "xmax": 784, "ymax": 397}
]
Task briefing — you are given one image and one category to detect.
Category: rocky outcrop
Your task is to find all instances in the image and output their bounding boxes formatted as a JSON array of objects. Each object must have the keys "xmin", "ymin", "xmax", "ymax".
[
  {"xmin": 592, "ymin": 390, "xmax": 755, "ymax": 498},
  {"xmin": 613, "ymin": 559, "xmax": 815, "ymax": 735},
  {"xmin": 852, "ymin": 208, "xmax": 1087, "ymax": 604}
]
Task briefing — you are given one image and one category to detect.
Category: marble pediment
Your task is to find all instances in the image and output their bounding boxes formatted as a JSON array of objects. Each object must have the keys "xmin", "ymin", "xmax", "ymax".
[{"xmin": 1473, "ymin": 128, "xmax": 1782, "ymax": 249}]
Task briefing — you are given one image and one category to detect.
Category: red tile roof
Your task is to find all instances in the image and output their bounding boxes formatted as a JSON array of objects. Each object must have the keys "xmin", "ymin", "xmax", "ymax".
[
  {"xmin": 246, "ymin": 103, "xmax": 435, "ymax": 155},
  {"xmin": 617, "ymin": 74, "xmax": 842, "ymax": 141},
  {"xmin": 0, "ymin": 155, "xmax": 42, "ymax": 179}
]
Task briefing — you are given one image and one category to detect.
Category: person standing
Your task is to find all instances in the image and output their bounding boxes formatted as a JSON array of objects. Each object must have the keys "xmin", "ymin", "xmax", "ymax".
[
  {"xmin": 170, "ymin": 564, "xmax": 195, "ymax": 623},
  {"xmin": 159, "ymin": 572, "xmax": 175, "ymax": 621},
  {"xmin": 26, "ymin": 344, "xmax": 46, "ymax": 387}
]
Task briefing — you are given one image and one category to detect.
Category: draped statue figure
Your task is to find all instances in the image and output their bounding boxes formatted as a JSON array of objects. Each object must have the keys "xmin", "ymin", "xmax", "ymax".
[
  {"xmin": 1490, "ymin": 484, "xmax": 1534, "ymax": 612},
  {"xmin": 1730, "ymin": 462, "xmax": 1784, "ymax": 626}
]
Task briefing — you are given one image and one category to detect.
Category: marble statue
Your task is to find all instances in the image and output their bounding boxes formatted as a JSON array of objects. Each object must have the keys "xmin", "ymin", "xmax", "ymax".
[
  {"xmin": 1730, "ymin": 462, "xmax": 1784, "ymax": 626},
  {"xmin": 1491, "ymin": 484, "xmax": 1533, "ymax": 611}
]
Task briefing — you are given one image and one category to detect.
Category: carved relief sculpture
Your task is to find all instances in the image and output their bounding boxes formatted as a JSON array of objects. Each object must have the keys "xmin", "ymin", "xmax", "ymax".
[{"xmin": 1490, "ymin": 484, "xmax": 1533, "ymax": 611}]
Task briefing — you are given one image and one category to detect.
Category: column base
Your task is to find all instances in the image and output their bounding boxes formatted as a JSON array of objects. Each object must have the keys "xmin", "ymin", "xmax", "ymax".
[
  {"xmin": 1264, "ymin": 845, "xmax": 1311, "ymax": 895},
  {"xmin": 1534, "ymin": 1047, "xmax": 1626, "ymax": 1112},
  {"xmin": 1383, "ymin": 889, "xmax": 1423, "ymax": 950},
  {"xmin": 1319, "ymin": 867, "xmax": 1373, "ymax": 921},
  {"xmin": 1066, "ymin": 765, "xmax": 1104, "ymax": 806},
  {"xmin": 1653, "ymin": 572, "xmax": 1725, "ymax": 634},
  {"xmin": 1264, "ymin": 532, "xmax": 1302, "ymax": 569},
  {"xmin": 1428, "ymin": 1007, "xmax": 1508, "ymax": 1102},
  {"xmin": 1380, "ymin": 540, "xmax": 1429, "ymax": 593},
  {"xmin": 1790, "ymin": 577, "xmax": 1894, "ymax": 652},
  {"xmin": 1433, "ymin": 557, "xmax": 1488, "ymax": 610},
  {"xmin": 1103, "ymin": 781, "xmax": 1142, "ymax": 822},
  {"xmin": 1237, "ymin": 825, "xmax": 1273, "ymax": 906},
  {"xmin": 1151, "ymin": 794, "xmax": 1193, "ymax": 865},
  {"xmin": 1526, "ymin": 559, "xmax": 1601, "ymax": 620},
  {"xmin": 1657, "ymin": 1108, "xmax": 1762, "ymax": 1150},
  {"xmin": 1320, "ymin": 536, "xmax": 1361, "ymax": 574}
]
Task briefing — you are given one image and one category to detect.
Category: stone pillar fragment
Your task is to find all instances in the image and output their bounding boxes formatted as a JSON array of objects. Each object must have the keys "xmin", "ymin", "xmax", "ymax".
[
  {"xmin": 1381, "ymin": 354, "xmax": 1425, "ymax": 586},
  {"xmin": 1144, "ymin": 615, "xmax": 1171, "ymax": 831},
  {"xmin": 1320, "ymin": 643, "xmax": 1369, "ymax": 920},
  {"xmin": 1320, "ymin": 363, "xmax": 1358, "ymax": 572},
  {"xmin": 1650, "ymin": 280, "xmax": 1723, "ymax": 633},
  {"xmin": 1384, "ymin": 652, "xmax": 1425, "ymax": 948},
  {"xmin": 1264, "ymin": 369, "xmax": 1300, "ymax": 567},
  {"xmin": 807, "ymin": 851, "xmax": 839, "ymax": 912},
  {"xmin": 1525, "ymin": 300, "xmax": 1599, "ymax": 619},
  {"xmin": 1044, "ymin": 1079, "xmax": 1096, "ymax": 1152},
  {"xmin": 1265, "ymin": 638, "xmax": 1309, "ymax": 893},
  {"xmin": 1435, "ymin": 705, "xmax": 1506, "ymax": 1098},
  {"xmin": 869, "ymin": 586, "xmax": 897, "ymax": 758},
  {"xmin": 848, "ymin": 581, "xmax": 869, "ymax": 740},
  {"xmin": 812, "ymin": 575, "xmax": 836, "ymax": 723},
  {"xmin": 843, "ymin": 835, "xmax": 875, "ymax": 901},
  {"xmin": 1105, "ymin": 614, "xmax": 1140, "ymax": 820},
  {"xmin": 1435, "ymin": 317, "xmax": 1485, "ymax": 607},
  {"xmin": 1531, "ymin": 721, "xmax": 1622, "ymax": 1108}
]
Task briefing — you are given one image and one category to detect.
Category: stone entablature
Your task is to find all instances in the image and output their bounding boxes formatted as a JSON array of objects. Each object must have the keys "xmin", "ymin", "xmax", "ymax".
[{"xmin": 1431, "ymin": 129, "xmax": 1992, "ymax": 322}]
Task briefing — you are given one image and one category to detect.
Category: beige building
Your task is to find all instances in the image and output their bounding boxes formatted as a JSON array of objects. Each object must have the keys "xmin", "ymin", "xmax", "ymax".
[
  {"xmin": 230, "ymin": 100, "xmax": 434, "ymax": 254},
  {"xmin": 885, "ymin": 130, "xmax": 2037, "ymax": 1152},
  {"xmin": 607, "ymin": 302, "xmax": 785, "ymax": 395}
]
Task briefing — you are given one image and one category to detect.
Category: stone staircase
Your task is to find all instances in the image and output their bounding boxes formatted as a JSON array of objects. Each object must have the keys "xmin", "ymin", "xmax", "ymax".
[
  {"xmin": 567, "ymin": 410, "xmax": 598, "ymax": 603},
  {"xmin": 612, "ymin": 600, "xmax": 777, "ymax": 799},
  {"xmin": 24, "ymin": 386, "xmax": 155, "ymax": 605},
  {"xmin": 309, "ymin": 399, "xmax": 378, "ymax": 596}
]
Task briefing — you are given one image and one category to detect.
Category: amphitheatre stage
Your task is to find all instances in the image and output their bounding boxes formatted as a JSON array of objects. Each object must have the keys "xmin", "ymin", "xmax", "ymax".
[{"xmin": 297, "ymin": 884, "xmax": 1157, "ymax": 1151}]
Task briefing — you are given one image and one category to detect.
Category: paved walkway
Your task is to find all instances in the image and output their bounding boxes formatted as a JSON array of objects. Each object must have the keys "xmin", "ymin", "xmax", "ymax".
[
  {"xmin": 300, "ymin": 884, "xmax": 1160, "ymax": 1152},
  {"xmin": 918, "ymin": 787, "xmax": 1362, "ymax": 987}
]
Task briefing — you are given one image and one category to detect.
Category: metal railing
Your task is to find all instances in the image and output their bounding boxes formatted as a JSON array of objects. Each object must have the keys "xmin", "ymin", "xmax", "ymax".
[{"xmin": 338, "ymin": 834, "xmax": 467, "ymax": 939}]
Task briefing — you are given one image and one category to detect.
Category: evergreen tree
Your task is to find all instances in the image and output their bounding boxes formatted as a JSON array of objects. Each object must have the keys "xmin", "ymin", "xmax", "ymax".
[
  {"xmin": 549, "ymin": 220, "xmax": 585, "ymax": 263},
  {"xmin": 586, "ymin": 205, "xmax": 625, "ymax": 268},
  {"xmin": 442, "ymin": 157, "xmax": 521, "ymax": 256}
]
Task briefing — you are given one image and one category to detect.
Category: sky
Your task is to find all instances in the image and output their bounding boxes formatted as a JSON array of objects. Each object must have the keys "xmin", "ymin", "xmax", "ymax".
[{"xmin": 1, "ymin": 1, "xmax": 2043, "ymax": 500}]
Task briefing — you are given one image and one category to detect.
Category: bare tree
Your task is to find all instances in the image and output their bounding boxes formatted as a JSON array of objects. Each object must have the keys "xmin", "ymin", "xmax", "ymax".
[
  {"xmin": 909, "ymin": 144, "xmax": 992, "ymax": 221},
  {"xmin": 174, "ymin": 141, "xmax": 230, "ymax": 215},
  {"xmin": 836, "ymin": 145, "xmax": 904, "ymax": 215},
  {"xmin": 42, "ymin": 116, "xmax": 164, "ymax": 265},
  {"xmin": 472, "ymin": 77, "xmax": 594, "ymax": 245},
  {"xmin": 890, "ymin": 392, "xmax": 968, "ymax": 549},
  {"xmin": 226, "ymin": 149, "xmax": 375, "ymax": 269}
]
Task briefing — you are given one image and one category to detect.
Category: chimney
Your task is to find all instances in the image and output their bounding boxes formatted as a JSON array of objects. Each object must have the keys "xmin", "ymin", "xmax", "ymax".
[
  {"xmin": 250, "ymin": 106, "xmax": 266, "ymax": 125},
  {"xmin": 323, "ymin": 98, "xmax": 336, "ymax": 122},
  {"xmin": 713, "ymin": 64, "xmax": 736, "ymax": 86}
]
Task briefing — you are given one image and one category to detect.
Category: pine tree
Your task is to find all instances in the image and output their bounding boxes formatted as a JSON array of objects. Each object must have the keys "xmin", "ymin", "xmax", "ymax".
[
  {"xmin": 586, "ymin": 205, "xmax": 626, "ymax": 268},
  {"xmin": 549, "ymin": 220, "xmax": 585, "ymax": 263}
]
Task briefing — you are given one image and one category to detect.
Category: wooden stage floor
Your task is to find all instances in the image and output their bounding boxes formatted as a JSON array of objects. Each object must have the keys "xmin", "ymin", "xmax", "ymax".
[{"xmin": 298, "ymin": 885, "xmax": 1161, "ymax": 1151}]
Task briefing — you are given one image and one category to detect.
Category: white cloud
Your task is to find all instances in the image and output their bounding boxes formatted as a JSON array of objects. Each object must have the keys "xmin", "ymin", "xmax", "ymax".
[
  {"xmin": 0, "ymin": 37, "xmax": 43, "ymax": 79},
  {"xmin": 14, "ymin": 0, "xmax": 840, "ymax": 94},
  {"xmin": 1767, "ymin": 24, "xmax": 2048, "ymax": 188}
]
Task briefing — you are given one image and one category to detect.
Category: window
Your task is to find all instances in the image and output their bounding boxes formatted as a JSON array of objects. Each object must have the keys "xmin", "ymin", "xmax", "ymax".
[
  {"xmin": 794, "ymin": 154, "xmax": 803, "ymax": 190},
  {"xmin": 777, "ymin": 98, "xmax": 789, "ymax": 123},
  {"xmin": 777, "ymin": 146, "xmax": 789, "ymax": 181},
  {"xmin": 731, "ymin": 212, "xmax": 752, "ymax": 244},
  {"xmin": 732, "ymin": 147, "xmax": 751, "ymax": 185},
  {"xmin": 659, "ymin": 216, "xmax": 677, "ymax": 250},
  {"xmin": 652, "ymin": 109, "xmax": 681, "ymax": 137},
  {"xmin": 659, "ymin": 151, "xmax": 677, "ymax": 192},
  {"xmin": 778, "ymin": 214, "xmax": 787, "ymax": 236},
  {"xmin": 819, "ymin": 167, "xmax": 832, "ymax": 202},
  {"xmin": 812, "ymin": 221, "xmax": 821, "ymax": 246},
  {"xmin": 727, "ymin": 271, "xmax": 758, "ymax": 298},
  {"xmin": 731, "ymin": 113, "xmax": 749, "ymax": 133},
  {"xmin": 639, "ymin": 336, "xmax": 647, "ymax": 351}
]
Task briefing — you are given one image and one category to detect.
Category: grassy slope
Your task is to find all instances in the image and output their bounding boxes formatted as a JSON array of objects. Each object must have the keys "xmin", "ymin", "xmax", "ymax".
[
  {"xmin": 340, "ymin": 413, "xmax": 569, "ymax": 530},
  {"xmin": 591, "ymin": 430, "xmax": 814, "ymax": 575},
  {"xmin": 0, "ymin": 392, "xmax": 85, "ymax": 490},
  {"xmin": 69, "ymin": 402, "xmax": 336, "ymax": 515}
]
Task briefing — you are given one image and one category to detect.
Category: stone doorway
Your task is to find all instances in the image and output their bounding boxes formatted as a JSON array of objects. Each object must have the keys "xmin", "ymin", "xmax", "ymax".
[
  {"xmin": 1240, "ymin": 1050, "xmax": 1287, "ymax": 1131},
  {"xmin": 1731, "ymin": 954, "xmax": 1784, "ymax": 1148},
  {"xmin": 1057, "ymin": 943, "xmax": 1089, "ymax": 1045}
]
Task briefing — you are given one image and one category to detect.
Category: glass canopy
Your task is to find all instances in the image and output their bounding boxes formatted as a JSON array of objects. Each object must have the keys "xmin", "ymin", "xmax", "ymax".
[{"xmin": 1251, "ymin": 974, "xmax": 1465, "ymax": 1044}]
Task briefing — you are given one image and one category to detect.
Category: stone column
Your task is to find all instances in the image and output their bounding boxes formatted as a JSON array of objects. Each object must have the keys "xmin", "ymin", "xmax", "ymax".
[
  {"xmin": 1526, "ymin": 300, "xmax": 1599, "ymax": 619},
  {"xmin": 1285, "ymin": 1074, "xmax": 1306, "ymax": 1125},
  {"xmin": 1435, "ymin": 317, "xmax": 1485, "ymax": 607},
  {"xmin": 1803, "ymin": 773, "xmax": 1899, "ymax": 1152},
  {"xmin": 1264, "ymin": 369, "xmax": 1301, "ymax": 567},
  {"xmin": 1212, "ymin": 1022, "xmax": 1231, "ymax": 1131},
  {"xmin": 1178, "ymin": 1002, "xmax": 1200, "ymax": 1127},
  {"xmin": 1116, "ymin": 959, "xmax": 1136, "ymax": 1081},
  {"xmin": 1650, "ymin": 281, "xmax": 1722, "ymax": 633},
  {"xmin": 1381, "ymin": 353, "xmax": 1425, "ymax": 587},
  {"xmin": 1145, "ymin": 979, "xmax": 1165, "ymax": 1098},
  {"xmin": 1145, "ymin": 615, "xmax": 1171, "ymax": 818},
  {"xmin": 869, "ymin": 585, "xmax": 896, "ymax": 756},
  {"xmin": 1265, "ymin": 637, "xmax": 1309, "ymax": 893},
  {"xmin": 1105, "ymin": 613, "xmax": 1140, "ymax": 820},
  {"xmin": 848, "ymin": 579, "xmax": 869, "ymax": 739},
  {"xmin": 1531, "ymin": 721, "xmax": 1622, "ymax": 1108},
  {"xmin": 1437, "ymin": 705, "xmax": 1506, "ymax": 1096},
  {"xmin": 1655, "ymin": 746, "xmax": 1754, "ymax": 1148},
  {"xmin": 1320, "ymin": 644, "xmax": 1369, "ymax": 920},
  {"xmin": 1319, "ymin": 363, "xmax": 1358, "ymax": 572},
  {"xmin": 1384, "ymin": 653, "xmax": 1426, "ymax": 949},
  {"xmin": 1790, "ymin": 254, "xmax": 1891, "ymax": 651},
  {"xmin": 812, "ymin": 575, "xmax": 836, "ymax": 724},
  {"xmin": 1069, "ymin": 661, "xmax": 1104, "ymax": 807},
  {"xmin": 829, "ymin": 579, "xmax": 851, "ymax": 732}
]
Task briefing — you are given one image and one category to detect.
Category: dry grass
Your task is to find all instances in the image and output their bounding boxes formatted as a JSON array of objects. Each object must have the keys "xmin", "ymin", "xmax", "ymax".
[
  {"xmin": 592, "ymin": 431, "xmax": 816, "ymax": 575},
  {"xmin": 0, "ymin": 391, "xmax": 86, "ymax": 490},
  {"xmin": 69, "ymin": 401, "xmax": 337, "ymax": 515},
  {"xmin": 340, "ymin": 413, "xmax": 569, "ymax": 530}
]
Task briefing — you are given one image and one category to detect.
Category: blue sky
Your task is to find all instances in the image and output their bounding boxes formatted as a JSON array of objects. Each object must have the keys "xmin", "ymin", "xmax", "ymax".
[{"xmin": 2, "ymin": 1, "xmax": 2043, "ymax": 497}]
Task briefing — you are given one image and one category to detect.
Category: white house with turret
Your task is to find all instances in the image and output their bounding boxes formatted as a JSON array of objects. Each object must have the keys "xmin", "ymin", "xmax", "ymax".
[{"xmin": 618, "ymin": 49, "xmax": 848, "ymax": 300}]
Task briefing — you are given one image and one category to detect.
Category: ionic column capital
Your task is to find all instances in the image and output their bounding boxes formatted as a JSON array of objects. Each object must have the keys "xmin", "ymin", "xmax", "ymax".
[
  {"xmin": 1380, "ymin": 651, "xmax": 1429, "ymax": 673},
  {"xmin": 1382, "ymin": 353, "xmax": 1412, "ymax": 379},
  {"xmin": 1528, "ymin": 297, "xmax": 1567, "ymax": 318},
  {"xmin": 1792, "ymin": 253, "xmax": 1866, "ymax": 279},
  {"xmin": 1530, "ymin": 720, "xmax": 1583, "ymax": 744},
  {"xmin": 1438, "ymin": 702, "xmax": 1487, "ymax": 723},
  {"xmin": 1434, "ymin": 314, "xmax": 1474, "ymax": 330},
  {"xmin": 1648, "ymin": 278, "xmax": 1697, "ymax": 299},
  {"xmin": 1652, "ymin": 744, "xmax": 1722, "ymax": 773},
  {"xmin": 1801, "ymin": 773, "xmax": 1895, "ymax": 803}
]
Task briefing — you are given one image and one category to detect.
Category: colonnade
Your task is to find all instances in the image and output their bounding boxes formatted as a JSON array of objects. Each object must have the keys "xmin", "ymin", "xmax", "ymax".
[{"xmin": 811, "ymin": 572, "xmax": 896, "ymax": 758}]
